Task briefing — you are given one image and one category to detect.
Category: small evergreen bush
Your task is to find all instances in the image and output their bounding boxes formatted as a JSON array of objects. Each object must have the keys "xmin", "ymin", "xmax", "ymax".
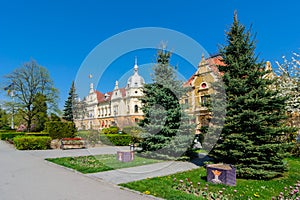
[
  {"xmin": 44, "ymin": 121, "xmax": 76, "ymax": 139},
  {"xmin": 25, "ymin": 132, "xmax": 50, "ymax": 137},
  {"xmin": 101, "ymin": 126, "xmax": 119, "ymax": 134},
  {"xmin": 0, "ymin": 132, "xmax": 25, "ymax": 140},
  {"xmin": 122, "ymin": 126, "xmax": 143, "ymax": 143},
  {"xmin": 76, "ymin": 130, "xmax": 100, "ymax": 146},
  {"xmin": 291, "ymin": 143, "xmax": 300, "ymax": 157},
  {"xmin": 100, "ymin": 134, "xmax": 131, "ymax": 146},
  {"xmin": 13, "ymin": 136, "xmax": 51, "ymax": 150}
]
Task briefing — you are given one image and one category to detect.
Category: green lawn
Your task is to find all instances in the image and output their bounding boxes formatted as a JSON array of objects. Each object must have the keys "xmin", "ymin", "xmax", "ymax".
[
  {"xmin": 46, "ymin": 154, "xmax": 161, "ymax": 174},
  {"xmin": 120, "ymin": 157, "xmax": 300, "ymax": 200}
]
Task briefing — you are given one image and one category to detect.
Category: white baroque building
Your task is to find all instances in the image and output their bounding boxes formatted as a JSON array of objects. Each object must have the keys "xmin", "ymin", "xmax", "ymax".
[{"xmin": 74, "ymin": 59, "xmax": 145, "ymax": 130}]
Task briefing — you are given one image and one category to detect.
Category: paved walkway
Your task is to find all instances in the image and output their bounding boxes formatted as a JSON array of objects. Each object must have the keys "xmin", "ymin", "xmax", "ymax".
[
  {"xmin": 88, "ymin": 161, "xmax": 198, "ymax": 184},
  {"xmin": 25, "ymin": 145, "xmax": 129, "ymax": 158},
  {"xmin": 0, "ymin": 141, "xmax": 158, "ymax": 200},
  {"xmin": 0, "ymin": 141, "xmax": 202, "ymax": 200}
]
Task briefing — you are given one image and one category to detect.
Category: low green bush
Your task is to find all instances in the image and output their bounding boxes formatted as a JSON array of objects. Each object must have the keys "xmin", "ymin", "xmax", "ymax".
[
  {"xmin": 101, "ymin": 126, "xmax": 119, "ymax": 134},
  {"xmin": 100, "ymin": 134, "xmax": 131, "ymax": 146},
  {"xmin": 0, "ymin": 129, "xmax": 16, "ymax": 133},
  {"xmin": 13, "ymin": 136, "xmax": 51, "ymax": 150},
  {"xmin": 122, "ymin": 126, "xmax": 143, "ymax": 143},
  {"xmin": 291, "ymin": 143, "xmax": 300, "ymax": 157},
  {"xmin": 44, "ymin": 121, "xmax": 76, "ymax": 139},
  {"xmin": 0, "ymin": 132, "xmax": 25, "ymax": 140},
  {"xmin": 76, "ymin": 130, "xmax": 100, "ymax": 146},
  {"xmin": 25, "ymin": 132, "xmax": 50, "ymax": 137}
]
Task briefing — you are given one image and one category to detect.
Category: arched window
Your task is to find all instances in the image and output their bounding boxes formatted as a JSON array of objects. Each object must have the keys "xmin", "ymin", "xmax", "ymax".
[{"xmin": 134, "ymin": 105, "xmax": 139, "ymax": 113}]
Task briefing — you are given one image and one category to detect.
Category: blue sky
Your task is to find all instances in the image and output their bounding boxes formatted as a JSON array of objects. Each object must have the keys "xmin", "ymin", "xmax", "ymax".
[{"xmin": 0, "ymin": 0, "xmax": 300, "ymax": 110}]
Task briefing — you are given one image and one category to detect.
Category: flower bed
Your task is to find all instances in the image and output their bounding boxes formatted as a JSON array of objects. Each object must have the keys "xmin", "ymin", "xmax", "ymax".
[{"xmin": 60, "ymin": 138, "xmax": 86, "ymax": 150}]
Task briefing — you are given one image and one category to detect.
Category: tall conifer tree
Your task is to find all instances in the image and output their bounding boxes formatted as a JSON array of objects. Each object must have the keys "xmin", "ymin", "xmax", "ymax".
[
  {"xmin": 139, "ymin": 47, "xmax": 194, "ymax": 159},
  {"xmin": 210, "ymin": 12, "xmax": 294, "ymax": 179},
  {"xmin": 32, "ymin": 93, "xmax": 48, "ymax": 131},
  {"xmin": 63, "ymin": 81, "xmax": 78, "ymax": 122}
]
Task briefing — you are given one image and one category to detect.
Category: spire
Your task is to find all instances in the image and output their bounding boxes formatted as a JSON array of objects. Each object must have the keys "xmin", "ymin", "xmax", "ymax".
[
  {"xmin": 89, "ymin": 83, "xmax": 94, "ymax": 94},
  {"xmin": 89, "ymin": 73, "xmax": 94, "ymax": 93},
  {"xmin": 134, "ymin": 57, "xmax": 138, "ymax": 73},
  {"xmin": 114, "ymin": 80, "xmax": 119, "ymax": 90},
  {"xmin": 201, "ymin": 53, "xmax": 205, "ymax": 61},
  {"xmin": 198, "ymin": 53, "xmax": 207, "ymax": 67}
]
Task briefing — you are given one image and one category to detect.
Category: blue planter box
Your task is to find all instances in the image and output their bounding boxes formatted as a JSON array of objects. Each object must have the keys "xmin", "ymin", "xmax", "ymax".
[
  {"xmin": 117, "ymin": 151, "xmax": 134, "ymax": 162},
  {"xmin": 206, "ymin": 164, "xmax": 236, "ymax": 186}
]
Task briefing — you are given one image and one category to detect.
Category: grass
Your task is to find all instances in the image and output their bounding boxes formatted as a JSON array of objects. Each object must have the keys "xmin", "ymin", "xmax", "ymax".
[
  {"xmin": 120, "ymin": 157, "xmax": 300, "ymax": 199},
  {"xmin": 46, "ymin": 154, "xmax": 161, "ymax": 174}
]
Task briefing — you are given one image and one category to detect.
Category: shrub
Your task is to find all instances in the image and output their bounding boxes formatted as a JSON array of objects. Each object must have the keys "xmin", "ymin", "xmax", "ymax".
[
  {"xmin": 122, "ymin": 126, "xmax": 143, "ymax": 143},
  {"xmin": 101, "ymin": 126, "xmax": 119, "ymax": 134},
  {"xmin": 0, "ymin": 132, "xmax": 25, "ymax": 140},
  {"xmin": 100, "ymin": 134, "xmax": 131, "ymax": 146},
  {"xmin": 13, "ymin": 136, "xmax": 51, "ymax": 150},
  {"xmin": 44, "ymin": 121, "xmax": 76, "ymax": 139},
  {"xmin": 76, "ymin": 130, "xmax": 100, "ymax": 146},
  {"xmin": 25, "ymin": 132, "xmax": 50, "ymax": 137},
  {"xmin": 291, "ymin": 143, "xmax": 300, "ymax": 157},
  {"xmin": 0, "ymin": 129, "xmax": 16, "ymax": 133}
]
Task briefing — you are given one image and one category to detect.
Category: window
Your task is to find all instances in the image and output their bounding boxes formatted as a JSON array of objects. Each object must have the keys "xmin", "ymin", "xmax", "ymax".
[
  {"xmin": 200, "ymin": 82, "xmax": 208, "ymax": 89},
  {"xmin": 184, "ymin": 99, "xmax": 189, "ymax": 105},
  {"xmin": 134, "ymin": 105, "xmax": 139, "ymax": 113},
  {"xmin": 201, "ymin": 95, "xmax": 210, "ymax": 106},
  {"xmin": 114, "ymin": 105, "xmax": 118, "ymax": 115}
]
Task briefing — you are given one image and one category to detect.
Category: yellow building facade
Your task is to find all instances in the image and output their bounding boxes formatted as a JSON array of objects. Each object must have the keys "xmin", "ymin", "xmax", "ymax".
[{"xmin": 182, "ymin": 54, "xmax": 224, "ymax": 133}]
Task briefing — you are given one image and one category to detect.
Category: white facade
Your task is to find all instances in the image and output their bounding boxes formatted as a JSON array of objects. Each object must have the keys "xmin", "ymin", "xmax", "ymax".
[{"xmin": 74, "ymin": 59, "xmax": 145, "ymax": 130}]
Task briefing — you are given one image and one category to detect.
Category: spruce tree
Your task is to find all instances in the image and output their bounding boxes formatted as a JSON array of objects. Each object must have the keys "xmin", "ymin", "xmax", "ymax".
[
  {"xmin": 139, "ymin": 47, "xmax": 195, "ymax": 160},
  {"xmin": 209, "ymin": 12, "xmax": 294, "ymax": 179},
  {"xmin": 63, "ymin": 81, "xmax": 78, "ymax": 122},
  {"xmin": 32, "ymin": 93, "xmax": 48, "ymax": 131}
]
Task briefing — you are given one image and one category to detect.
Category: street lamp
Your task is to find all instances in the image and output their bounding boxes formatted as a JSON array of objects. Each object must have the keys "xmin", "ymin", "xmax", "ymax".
[{"xmin": 10, "ymin": 90, "xmax": 15, "ymax": 129}]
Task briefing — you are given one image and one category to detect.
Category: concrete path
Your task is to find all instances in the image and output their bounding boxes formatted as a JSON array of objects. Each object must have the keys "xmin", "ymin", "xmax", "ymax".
[
  {"xmin": 0, "ymin": 141, "xmax": 159, "ymax": 200},
  {"xmin": 26, "ymin": 145, "xmax": 129, "ymax": 158},
  {"xmin": 88, "ymin": 161, "xmax": 199, "ymax": 184}
]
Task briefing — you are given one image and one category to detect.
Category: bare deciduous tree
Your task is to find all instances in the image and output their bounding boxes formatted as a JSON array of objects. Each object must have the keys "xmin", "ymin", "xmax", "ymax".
[{"xmin": 5, "ymin": 59, "xmax": 59, "ymax": 131}]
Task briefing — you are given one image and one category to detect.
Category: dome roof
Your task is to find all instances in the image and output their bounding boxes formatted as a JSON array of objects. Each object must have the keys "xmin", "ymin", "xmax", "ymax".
[{"xmin": 127, "ymin": 58, "xmax": 145, "ymax": 88}]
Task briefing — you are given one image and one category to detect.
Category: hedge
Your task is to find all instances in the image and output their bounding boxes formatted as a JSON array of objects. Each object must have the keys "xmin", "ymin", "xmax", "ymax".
[
  {"xmin": 0, "ymin": 129, "xmax": 17, "ymax": 133},
  {"xmin": 122, "ymin": 126, "xmax": 143, "ymax": 143},
  {"xmin": 44, "ymin": 121, "xmax": 76, "ymax": 139},
  {"xmin": 25, "ymin": 132, "xmax": 50, "ymax": 137},
  {"xmin": 0, "ymin": 132, "xmax": 25, "ymax": 140},
  {"xmin": 100, "ymin": 134, "xmax": 131, "ymax": 146},
  {"xmin": 76, "ymin": 130, "xmax": 100, "ymax": 146},
  {"xmin": 13, "ymin": 136, "xmax": 51, "ymax": 150},
  {"xmin": 101, "ymin": 126, "xmax": 119, "ymax": 134}
]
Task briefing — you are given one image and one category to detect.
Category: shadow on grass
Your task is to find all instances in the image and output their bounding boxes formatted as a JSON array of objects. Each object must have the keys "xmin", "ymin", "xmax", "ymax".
[{"xmin": 189, "ymin": 153, "xmax": 212, "ymax": 167}]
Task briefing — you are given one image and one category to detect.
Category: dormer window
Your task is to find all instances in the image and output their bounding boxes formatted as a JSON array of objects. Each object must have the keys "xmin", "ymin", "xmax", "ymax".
[
  {"xmin": 201, "ymin": 82, "xmax": 207, "ymax": 89},
  {"xmin": 104, "ymin": 93, "xmax": 110, "ymax": 100},
  {"xmin": 200, "ymin": 82, "xmax": 208, "ymax": 89}
]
